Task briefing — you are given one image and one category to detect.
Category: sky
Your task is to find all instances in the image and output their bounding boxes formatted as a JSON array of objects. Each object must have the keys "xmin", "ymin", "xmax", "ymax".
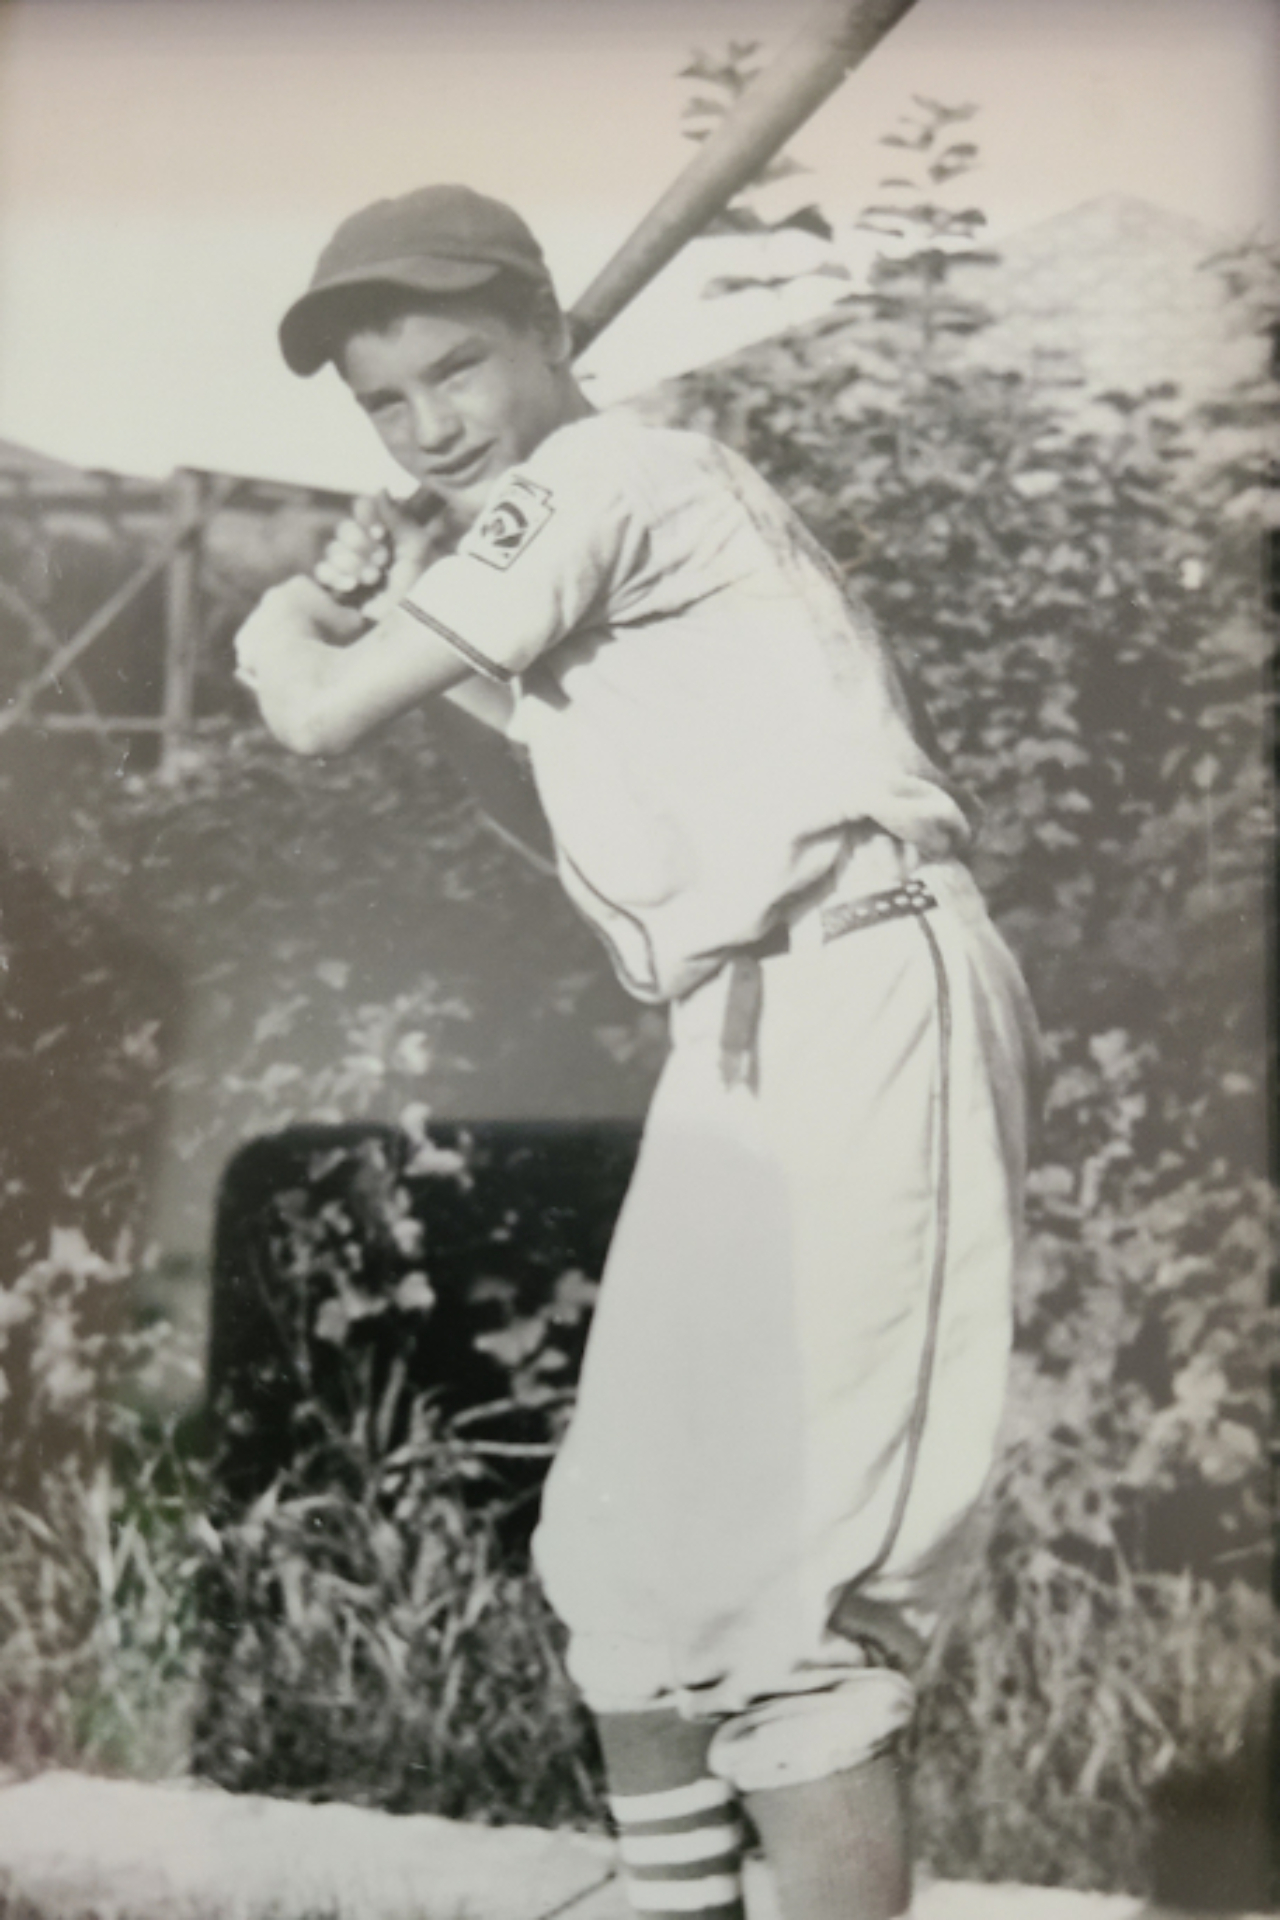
[{"xmin": 0, "ymin": 0, "xmax": 1275, "ymax": 491}]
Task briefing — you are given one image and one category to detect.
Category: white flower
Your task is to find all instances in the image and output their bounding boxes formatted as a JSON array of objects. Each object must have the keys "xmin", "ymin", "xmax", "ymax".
[
  {"xmin": 395, "ymin": 1272, "xmax": 436, "ymax": 1313},
  {"xmin": 390, "ymin": 1217, "xmax": 424, "ymax": 1257},
  {"xmin": 392, "ymin": 1031, "xmax": 432, "ymax": 1075}
]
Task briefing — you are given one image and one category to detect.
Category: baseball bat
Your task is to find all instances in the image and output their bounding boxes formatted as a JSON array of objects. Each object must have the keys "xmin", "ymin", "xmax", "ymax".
[{"xmin": 567, "ymin": 0, "xmax": 919, "ymax": 356}]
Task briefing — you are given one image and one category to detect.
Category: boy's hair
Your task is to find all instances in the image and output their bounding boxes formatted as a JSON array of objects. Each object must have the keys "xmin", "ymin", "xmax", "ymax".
[
  {"xmin": 319, "ymin": 270, "xmax": 562, "ymax": 373},
  {"xmin": 279, "ymin": 184, "xmax": 559, "ymax": 377}
]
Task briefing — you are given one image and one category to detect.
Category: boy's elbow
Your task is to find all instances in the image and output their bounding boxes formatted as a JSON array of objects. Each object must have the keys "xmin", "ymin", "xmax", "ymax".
[
  {"xmin": 267, "ymin": 699, "xmax": 358, "ymax": 759},
  {"xmin": 287, "ymin": 715, "xmax": 359, "ymax": 758},
  {"xmin": 282, "ymin": 723, "xmax": 334, "ymax": 759}
]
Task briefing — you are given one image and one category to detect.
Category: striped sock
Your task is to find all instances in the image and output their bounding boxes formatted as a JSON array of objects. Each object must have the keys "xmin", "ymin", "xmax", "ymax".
[
  {"xmin": 610, "ymin": 1776, "xmax": 745, "ymax": 1916},
  {"xmin": 597, "ymin": 1710, "xmax": 744, "ymax": 1920}
]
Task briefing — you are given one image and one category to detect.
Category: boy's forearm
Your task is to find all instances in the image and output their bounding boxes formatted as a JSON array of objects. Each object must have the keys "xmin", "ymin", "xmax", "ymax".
[
  {"xmin": 241, "ymin": 626, "xmax": 346, "ymax": 756},
  {"xmin": 235, "ymin": 574, "xmax": 470, "ymax": 756},
  {"xmin": 235, "ymin": 578, "xmax": 361, "ymax": 756}
]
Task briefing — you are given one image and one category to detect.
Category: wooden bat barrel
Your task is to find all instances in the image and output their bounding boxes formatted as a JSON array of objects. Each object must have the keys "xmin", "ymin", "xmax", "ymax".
[{"xmin": 567, "ymin": 0, "xmax": 919, "ymax": 355}]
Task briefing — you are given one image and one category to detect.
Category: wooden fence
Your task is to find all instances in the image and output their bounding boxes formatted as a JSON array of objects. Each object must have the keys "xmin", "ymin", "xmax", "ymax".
[{"xmin": 0, "ymin": 464, "xmax": 352, "ymax": 770}]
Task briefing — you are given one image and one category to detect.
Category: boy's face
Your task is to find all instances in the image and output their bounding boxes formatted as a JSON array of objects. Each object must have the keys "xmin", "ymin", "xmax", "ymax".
[{"xmin": 338, "ymin": 296, "xmax": 573, "ymax": 522}]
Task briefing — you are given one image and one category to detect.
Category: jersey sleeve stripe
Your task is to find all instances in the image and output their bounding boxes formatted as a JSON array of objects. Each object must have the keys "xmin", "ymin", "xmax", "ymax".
[{"xmin": 398, "ymin": 597, "xmax": 515, "ymax": 684}]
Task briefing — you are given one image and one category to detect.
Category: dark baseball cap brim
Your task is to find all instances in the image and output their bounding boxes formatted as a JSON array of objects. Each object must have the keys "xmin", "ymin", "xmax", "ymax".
[{"xmin": 279, "ymin": 257, "xmax": 515, "ymax": 376}]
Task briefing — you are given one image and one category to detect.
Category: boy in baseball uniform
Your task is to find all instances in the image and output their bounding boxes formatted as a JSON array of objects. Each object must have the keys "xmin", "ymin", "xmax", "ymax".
[{"xmin": 236, "ymin": 185, "xmax": 1039, "ymax": 1920}]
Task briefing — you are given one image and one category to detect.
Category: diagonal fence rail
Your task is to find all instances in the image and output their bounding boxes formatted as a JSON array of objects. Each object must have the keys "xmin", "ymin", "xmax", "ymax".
[{"xmin": 0, "ymin": 466, "xmax": 353, "ymax": 768}]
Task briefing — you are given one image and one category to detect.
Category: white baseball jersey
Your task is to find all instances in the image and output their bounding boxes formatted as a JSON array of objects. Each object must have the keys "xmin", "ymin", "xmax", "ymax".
[{"xmin": 400, "ymin": 411, "xmax": 971, "ymax": 1002}]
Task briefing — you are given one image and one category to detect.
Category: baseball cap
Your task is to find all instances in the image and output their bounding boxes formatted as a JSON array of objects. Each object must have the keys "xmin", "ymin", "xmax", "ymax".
[{"xmin": 279, "ymin": 184, "xmax": 553, "ymax": 375}]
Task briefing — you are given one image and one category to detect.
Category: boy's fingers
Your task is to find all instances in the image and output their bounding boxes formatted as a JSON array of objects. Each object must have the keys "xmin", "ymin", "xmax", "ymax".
[
  {"xmin": 328, "ymin": 519, "xmax": 390, "ymax": 563},
  {"xmin": 316, "ymin": 506, "xmax": 395, "ymax": 603},
  {"xmin": 315, "ymin": 490, "xmax": 438, "ymax": 607},
  {"xmin": 317, "ymin": 539, "xmax": 378, "ymax": 576},
  {"xmin": 315, "ymin": 557, "xmax": 359, "ymax": 593},
  {"xmin": 319, "ymin": 546, "xmax": 388, "ymax": 585}
]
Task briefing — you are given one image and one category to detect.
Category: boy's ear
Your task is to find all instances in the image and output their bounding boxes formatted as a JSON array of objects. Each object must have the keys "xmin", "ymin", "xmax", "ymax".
[{"xmin": 534, "ymin": 294, "xmax": 574, "ymax": 367}]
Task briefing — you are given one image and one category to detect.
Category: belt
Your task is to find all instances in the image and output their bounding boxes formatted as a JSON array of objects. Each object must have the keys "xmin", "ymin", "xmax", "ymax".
[{"xmin": 720, "ymin": 877, "xmax": 939, "ymax": 1089}]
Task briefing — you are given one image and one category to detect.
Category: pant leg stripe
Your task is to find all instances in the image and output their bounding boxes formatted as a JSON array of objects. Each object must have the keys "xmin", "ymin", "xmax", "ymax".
[{"xmin": 851, "ymin": 906, "xmax": 954, "ymax": 1587}]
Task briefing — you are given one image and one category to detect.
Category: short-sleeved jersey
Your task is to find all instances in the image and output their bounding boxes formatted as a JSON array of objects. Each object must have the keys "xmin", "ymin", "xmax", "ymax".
[{"xmin": 400, "ymin": 411, "xmax": 970, "ymax": 1003}]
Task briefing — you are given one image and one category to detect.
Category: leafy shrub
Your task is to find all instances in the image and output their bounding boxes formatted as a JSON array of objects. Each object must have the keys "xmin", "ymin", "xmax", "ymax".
[{"xmin": 204, "ymin": 1119, "xmax": 634, "ymax": 1516}]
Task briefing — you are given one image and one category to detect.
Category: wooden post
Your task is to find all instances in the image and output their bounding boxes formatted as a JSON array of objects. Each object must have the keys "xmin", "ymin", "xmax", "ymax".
[{"xmin": 161, "ymin": 467, "xmax": 203, "ymax": 771}]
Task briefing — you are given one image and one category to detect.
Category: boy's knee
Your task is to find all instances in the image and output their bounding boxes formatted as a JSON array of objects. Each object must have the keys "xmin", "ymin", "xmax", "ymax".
[{"xmin": 706, "ymin": 1670, "xmax": 914, "ymax": 1795}]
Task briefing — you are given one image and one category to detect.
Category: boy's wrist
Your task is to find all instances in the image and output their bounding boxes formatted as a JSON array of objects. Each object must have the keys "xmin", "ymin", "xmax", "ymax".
[
  {"xmin": 238, "ymin": 575, "xmax": 360, "ymax": 657},
  {"xmin": 234, "ymin": 576, "xmax": 363, "ymax": 710}
]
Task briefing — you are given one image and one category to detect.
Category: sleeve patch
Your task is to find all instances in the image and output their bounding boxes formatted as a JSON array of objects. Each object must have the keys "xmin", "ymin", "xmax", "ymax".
[{"xmin": 464, "ymin": 476, "xmax": 555, "ymax": 571}]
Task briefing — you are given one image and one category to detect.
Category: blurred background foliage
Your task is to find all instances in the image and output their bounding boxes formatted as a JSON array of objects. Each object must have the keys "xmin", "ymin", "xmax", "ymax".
[{"xmin": 0, "ymin": 88, "xmax": 1274, "ymax": 1902}]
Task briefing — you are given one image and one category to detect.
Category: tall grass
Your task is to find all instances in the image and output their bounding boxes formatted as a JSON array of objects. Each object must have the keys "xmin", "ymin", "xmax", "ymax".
[
  {"xmin": 193, "ymin": 1396, "xmax": 602, "ymax": 1827},
  {"xmin": 0, "ymin": 1448, "xmax": 201, "ymax": 1781},
  {"xmin": 914, "ymin": 1496, "xmax": 1275, "ymax": 1893},
  {"xmin": 0, "ymin": 1228, "xmax": 204, "ymax": 1781},
  {"xmin": 0, "ymin": 1221, "xmax": 1270, "ymax": 1895}
]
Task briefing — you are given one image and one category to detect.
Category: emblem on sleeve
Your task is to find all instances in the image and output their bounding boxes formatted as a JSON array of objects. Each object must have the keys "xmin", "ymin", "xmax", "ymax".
[{"xmin": 465, "ymin": 476, "xmax": 555, "ymax": 571}]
